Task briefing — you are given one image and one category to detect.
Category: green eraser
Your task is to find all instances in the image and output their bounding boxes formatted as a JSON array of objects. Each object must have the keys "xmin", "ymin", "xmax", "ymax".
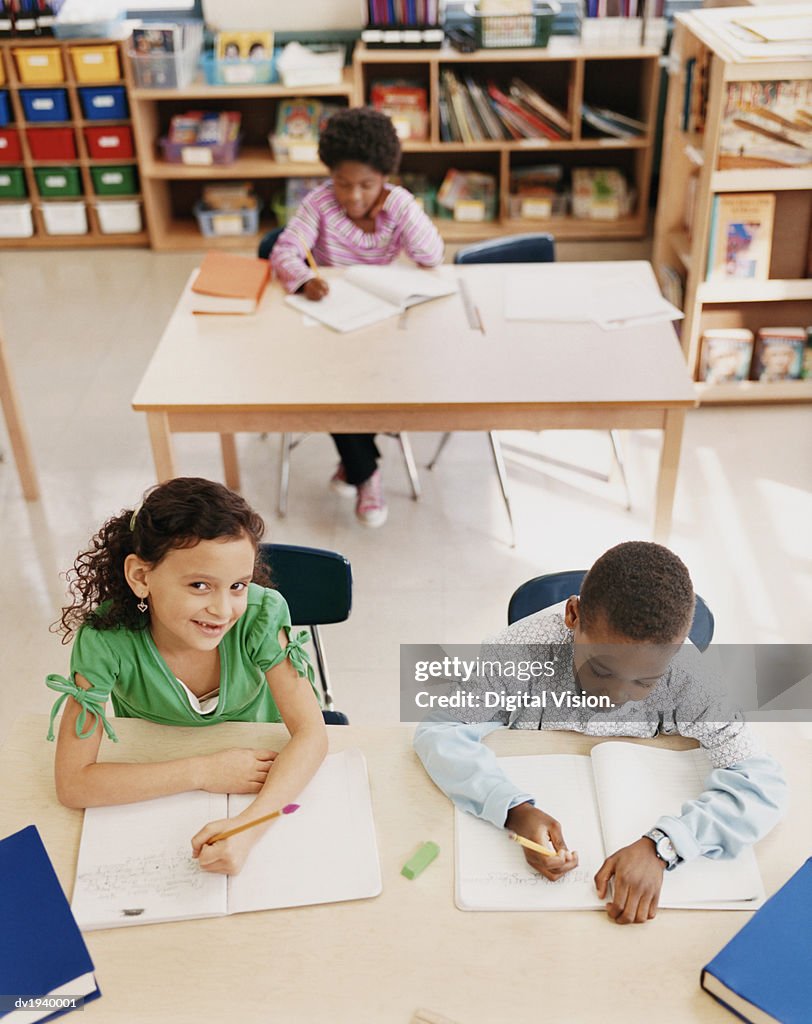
[{"xmin": 401, "ymin": 841, "xmax": 440, "ymax": 880}]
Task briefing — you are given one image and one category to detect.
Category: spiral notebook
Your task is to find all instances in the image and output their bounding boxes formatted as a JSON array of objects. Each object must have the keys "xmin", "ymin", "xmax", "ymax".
[{"xmin": 71, "ymin": 749, "xmax": 382, "ymax": 930}]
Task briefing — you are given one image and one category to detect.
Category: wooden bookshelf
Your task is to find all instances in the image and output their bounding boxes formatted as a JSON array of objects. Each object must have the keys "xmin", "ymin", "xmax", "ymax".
[
  {"xmin": 0, "ymin": 37, "xmax": 147, "ymax": 249},
  {"xmin": 652, "ymin": 9, "xmax": 812, "ymax": 406}
]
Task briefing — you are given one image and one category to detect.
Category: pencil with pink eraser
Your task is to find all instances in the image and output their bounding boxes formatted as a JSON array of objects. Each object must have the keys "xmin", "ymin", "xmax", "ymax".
[{"xmin": 206, "ymin": 803, "xmax": 300, "ymax": 844}]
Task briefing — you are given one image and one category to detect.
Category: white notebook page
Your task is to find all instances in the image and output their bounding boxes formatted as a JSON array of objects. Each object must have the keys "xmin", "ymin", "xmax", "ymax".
[
  {"xmin": 72, "ymin": 790, "xmax": 227, "ymax": 930},
  {"xmin": 345, "ymin": 266, "xmax": 457, "ymax": 308},
  {"xmin": 285, "ymin": 280, "xmax": 399, "ymax": 333},
  {"xmin": 227, "ymin": 749, "xmax": 382, "ymax": 914}
]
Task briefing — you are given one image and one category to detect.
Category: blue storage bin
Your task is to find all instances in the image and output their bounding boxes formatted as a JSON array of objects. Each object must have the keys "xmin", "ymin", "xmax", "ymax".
[
  {"xmin": 78, "ymin": 86, "xmax": 129, "ymax": 121},
  {"xmin": 0, "ymin": 92, "xmax": 11, "ymax": 127},
  {"xmin": 20, "ymin": 88, "xmax": 70, "ymax": 123}
]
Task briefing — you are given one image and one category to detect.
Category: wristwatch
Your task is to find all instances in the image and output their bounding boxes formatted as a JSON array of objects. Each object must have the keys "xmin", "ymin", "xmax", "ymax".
[{"xmin": 643, "ymin": 828, "xmax": 681, "ymax": 871}]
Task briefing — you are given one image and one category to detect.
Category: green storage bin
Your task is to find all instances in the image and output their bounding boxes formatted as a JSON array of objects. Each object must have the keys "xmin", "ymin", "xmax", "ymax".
[
  {"xmin": 34, "ymin": 165, "xmax": 82, "ymax": 198},
  {"xmin": 90, "ymin": 164, "xmax": 138, "ymax": 196},
  {"xmin": 0, "ymin": 167, "xmax": 27, "ymax": 198}
]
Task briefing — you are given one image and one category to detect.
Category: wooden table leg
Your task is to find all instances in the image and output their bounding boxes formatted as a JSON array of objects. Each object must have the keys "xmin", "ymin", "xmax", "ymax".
[
  {"xmin": 0, "ymin": 333, "xmax": 39, "ymax": 501},
  {"xmin": 654, "ymin": 408, "xmax": 686, "ymax": 543},
  {"xmin": 146, "ymin": 411, "xmax": 176, "ymax": 482},
  {"xmin": 220, "ymin": 434, "xmax": 240, "ymax": 492}
]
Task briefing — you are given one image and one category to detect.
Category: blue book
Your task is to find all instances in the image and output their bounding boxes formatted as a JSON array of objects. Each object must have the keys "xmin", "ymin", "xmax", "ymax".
[
  {"xmin": 0, "ymin": 826, "xmax": 100, "ymax": 1022},
  {"xmin": 701, "ymin": 857, "xmax": 812, "ymax": 1024}
]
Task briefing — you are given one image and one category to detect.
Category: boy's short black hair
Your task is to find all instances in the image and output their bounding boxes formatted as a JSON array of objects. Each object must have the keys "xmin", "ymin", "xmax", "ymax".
[
  {"xmin": 579, "ymin": 541, "xmax": 695, "ymax": 643},
  {"xmin": 318, "ymin": 107, "xmax": 401, "ymax": 175}
]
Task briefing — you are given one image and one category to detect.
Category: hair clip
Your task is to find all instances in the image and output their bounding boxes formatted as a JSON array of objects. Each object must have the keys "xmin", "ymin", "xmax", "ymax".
[{"xmin": 129, "ymin": 503, "xmax": 142, "ymax": 532}]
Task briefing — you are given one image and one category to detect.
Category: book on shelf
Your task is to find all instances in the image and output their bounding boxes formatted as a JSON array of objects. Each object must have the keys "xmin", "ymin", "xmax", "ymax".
[
  {"xmin": 285, "ymin": 266, "xmax": 456, "ymax": 333},
  {"xmin": 0, "ymin": 825, "xmax": 100, "ymax": 1022},
  {"xmin": 71, "ymin": 751, "xmax": 381, "ymax": 930},
  {"xmin": 370, "ymin": 80, "xmax": 428, "ymax": 141},
  {"xmin": 699, "ymin": 328, "xmax": 754, "ymax": 384},
  {"xmin": 719, "ymin": 80, "xmax": 812, "ymax": 170},
  {"xmin": 751, "ymin": 327, "xmax": 806, "ymax": 382},
  {"xmin": 456, "ymin": 744, "xmax": 764, "ymax": 912},
  {"xmin": 190, "ymin": 251, "xmax": 270, "ymax": 315},
  {"xmin": 509, "ymin": 164, "xmax": 566, "ymax": 220},
  {"xmin": 706, "ymin": 193, "xmax": 775, "ymax": 282},
  {"xmin": 437, "ymin": 71, "xmax": 569, "ymax": 144},
  {"xmin": 581, "ymin": 104, "xmax": 646, "ymax": 140},
  {"xmin": 701, "ymin": 857, "xmax": 812, "ymax": 1023},
  {"xmin": 271, "ymin": 99, "xmax": 323, "ymax": 163}
]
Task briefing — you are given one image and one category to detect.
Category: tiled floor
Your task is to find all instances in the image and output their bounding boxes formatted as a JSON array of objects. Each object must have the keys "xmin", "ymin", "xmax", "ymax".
[{"xmin": 1, "ymin": 244, "xmax": 810, "ymax": 746}]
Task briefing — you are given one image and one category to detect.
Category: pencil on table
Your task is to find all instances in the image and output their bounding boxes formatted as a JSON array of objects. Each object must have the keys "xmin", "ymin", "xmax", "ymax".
[
  {"xmin": 508, "ymin": 831, "xmax": 558, "ymax": 858},
  {"xmin": 206, "ymin": 803, "xmax": 300, "ymax": 844}
]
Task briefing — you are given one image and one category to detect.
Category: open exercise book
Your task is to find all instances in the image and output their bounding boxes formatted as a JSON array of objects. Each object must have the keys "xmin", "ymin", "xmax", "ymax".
[
  {"xmin": 71, "ymin": 750, "xmax": 381, "ymax": 930},
  {"xmin": 285, "ymin": 266, "xmax": 457, "ymax": 333},
  {"xmin": 456, "ymin": 743, "xmax": 764, "ymax": 912}
]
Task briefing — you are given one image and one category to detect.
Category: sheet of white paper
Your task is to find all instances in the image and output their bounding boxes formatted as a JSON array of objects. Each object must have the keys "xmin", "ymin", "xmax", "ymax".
[
  {"xmin": 590, "ymin": 743, "xmax": 764, "ymax": 908},
  {"xmin": 504, "ymin": 266, "xmax": 683, "ymax": 329},
  {"xmin": 285, "ymin": 279, "xmax": 400, "ymax": 333},
  {"xmin": 455, "ymin": 755, "xmax": 606, "ymax": 911},
  {"xmin": 345, "ymin": 265, "xmax": 457, "ymax": 308},
  {"xmin": 227, "ymin": 749, "xmax": 382, "ymax": 914},
  {"xmin": 72, "ymin": 791, "xmax": 227, "ymax": 930}
]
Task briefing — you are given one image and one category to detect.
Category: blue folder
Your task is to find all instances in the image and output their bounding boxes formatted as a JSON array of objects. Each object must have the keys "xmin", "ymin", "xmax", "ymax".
[
  {"xmin": 701, "ymin": 857, "xmax": 812, "ymax": 1023},
  {"xmin": 0, "ymin": 826, "xmax": 100, "ymax": 1022}
]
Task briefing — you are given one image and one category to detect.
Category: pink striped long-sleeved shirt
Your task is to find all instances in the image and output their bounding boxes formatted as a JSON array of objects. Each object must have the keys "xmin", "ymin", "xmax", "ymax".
[{"xmin": 271, "ymin": 181, "xmax": 444, "ymax": 293}]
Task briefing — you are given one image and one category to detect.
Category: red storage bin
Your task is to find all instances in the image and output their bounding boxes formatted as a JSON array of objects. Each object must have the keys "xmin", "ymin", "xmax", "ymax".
[
  {"xmin": 84, "ymin": 125, "xmax": 133, "ymax": 159},
  {"xmin": 27, "ymin": 127, "xmax": 76, "ymax": 160},
  {"xmin": 0, "ymin": 129, "xmax": 22, "ymax": 163}
]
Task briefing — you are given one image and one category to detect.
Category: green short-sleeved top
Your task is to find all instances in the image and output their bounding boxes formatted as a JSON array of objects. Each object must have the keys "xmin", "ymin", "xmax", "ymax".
[{"xmin": 46, "ymin": 584, "xmax": 314, "ymax": 743}]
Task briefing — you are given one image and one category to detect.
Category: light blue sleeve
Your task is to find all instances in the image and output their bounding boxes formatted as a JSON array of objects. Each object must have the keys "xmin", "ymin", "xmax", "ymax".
[
  {"xmin": 413, "ymin": 714, "xmax": 535, "ymax": 829},
  {"xmin": 655, "ymin": 752, "xmax": 788, "ymax": 863}
]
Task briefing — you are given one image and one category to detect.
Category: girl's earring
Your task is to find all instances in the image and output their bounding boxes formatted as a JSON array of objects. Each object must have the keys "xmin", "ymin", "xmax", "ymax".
[{"xmin": 137, "ymin": 597, "xmax": 148, "ymax": 614}]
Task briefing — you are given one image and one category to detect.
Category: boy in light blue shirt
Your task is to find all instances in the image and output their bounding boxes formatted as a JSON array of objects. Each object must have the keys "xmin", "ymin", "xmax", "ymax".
[{"xmin": 414, "ymin": 542, "xmax": 786, "ymax": 925}]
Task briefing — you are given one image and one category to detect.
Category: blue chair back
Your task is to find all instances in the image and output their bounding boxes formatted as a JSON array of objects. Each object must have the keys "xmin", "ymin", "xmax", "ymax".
[
  {"xmin": 258, "ymin": 226, "xmax": 285, "ymax": 261},
  {"xmin": 259, "ymin": 543, "xmax": 352, "ymax": 625},
  {"xmin": 453, "ymin": 232, "xmax": 555, "ymax": 265},
  {"xmin": 508, "ymin": 570, "xmax": 715, "ymax": 652}
]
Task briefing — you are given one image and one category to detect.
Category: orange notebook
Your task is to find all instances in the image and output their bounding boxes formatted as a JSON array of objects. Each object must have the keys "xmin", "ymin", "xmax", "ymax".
[{"xmin": 191, "ymin": 251, "xmax": 270, "ymax": 315}]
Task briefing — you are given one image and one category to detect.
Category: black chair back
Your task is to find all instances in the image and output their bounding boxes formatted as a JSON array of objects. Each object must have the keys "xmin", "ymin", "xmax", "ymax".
[{"xmin": 453, "ymin": 232, "xmax": 555, "ymax": 265}]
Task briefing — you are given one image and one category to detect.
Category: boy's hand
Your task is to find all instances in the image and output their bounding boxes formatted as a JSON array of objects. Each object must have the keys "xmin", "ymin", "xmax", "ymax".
[
  {"xmin": 199, "ymin": 748, "xmax": 276, "ymax": 794},
  {"xmin": 303, "ymin": 278, "xmax": 329, "ymax": 301},
  {"xmin": 505, "ymin": 801, "xmax": 578, "ymax": 880},
  {"xmin": 191, "ymin": 817, "xmax": 258, "ymax": 876},
  {"xmin": 595, "ymin": 837, "xmax": 666, "ymax": 924}
]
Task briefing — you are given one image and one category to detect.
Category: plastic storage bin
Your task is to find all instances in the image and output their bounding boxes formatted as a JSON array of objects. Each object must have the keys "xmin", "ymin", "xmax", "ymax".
[
  {"xmin": 94, "ymin": 199, "xmax": 142, "ymax": 234},
  {"xmin": 70, "ymin": 45, "xmax": 121, "ymax": 83},
  {"xmin": 53, "ymin": 15, "xmax": 126, "ymax": 40},
  {"xmin": 160, "ymin": 135, "xmax": 239, "ymax": 166},
  {"xmin": 0, "ymin": 129, "xmax": 23, "ymax": 163},
  {"xmin": 27, "ymin": 127, "xmax": 76, "ymax": 160},
  {"xmin": 14, "ymin": 48, "xmax": 64, "ymax": 85},
  {"xmin": 0, "ymin": 202, "xmax": 33, "ymax": 237},
  {"xmin": 84, "ymin": 125, "xmax": 133, "ymax": 159},
  {"xmin": 193, "ymin": 199, "xmax": 260, "ymax": 237},
  {"xmin": 34, "ymin": 165, "xmax": 82, "ymax": 197},
  {"xmin": 90, "ymin": 164, "xmax": 138, "ymax": 195},
  {"xmin": 468, "ymin": 3, "xmax": 560, "ymax": 47},
  {"xmin": 41, "ymin": 200, "xmax": 88, "ymax": 235},
  {"xmin": 0, "ymin": 91, "xmax": 11, "ymax": 127},
  {"xmin": 20, "ymin": 88, "xmax": 70, "ymax": 123},
  {"xmin": 78, "ymin": 86, "xmax": 128, "ymax": 121},
  {"xmin": 0, "ymin": 167, "xmax": 27, "ymax": 198},
  {"xmin": 200, "ymin": 54, "xmax": 276, "ymax": 86},
  {"xmin": 277, "ymin": 46, "xmax": 344, "ymax": 88},
  {"xmin": 129, "ymin": 37, "xmax": 202, "ymax": 90}
]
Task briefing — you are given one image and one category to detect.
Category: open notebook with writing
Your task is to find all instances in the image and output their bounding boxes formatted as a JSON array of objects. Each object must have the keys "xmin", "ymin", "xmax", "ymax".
[
  {"xmin": 285, "ymin": 266, "xmax": 457, "ymax": 333},
  {"xmin": 456, "ymin": 743, "xmax": 764, "ymax": 911},
  {"xmin": 72, "ymin": 749, "xmax": 381, "ymax": 930}
]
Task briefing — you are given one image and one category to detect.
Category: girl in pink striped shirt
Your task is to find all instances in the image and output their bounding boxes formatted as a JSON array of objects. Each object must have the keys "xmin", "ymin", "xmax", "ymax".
[{"xmin": 271, "ymin": 107, "xmax": 444, "ymax": 528}]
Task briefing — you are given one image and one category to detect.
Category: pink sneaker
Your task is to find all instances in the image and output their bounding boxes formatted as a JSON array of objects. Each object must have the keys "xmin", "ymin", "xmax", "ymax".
[
  {"xmin": 329, "ymin": 463, "xmax": 356, "ymax": 498},
  {"xmin": 355, "ymin": 469, "xmax": 387, "ymax": 527}
]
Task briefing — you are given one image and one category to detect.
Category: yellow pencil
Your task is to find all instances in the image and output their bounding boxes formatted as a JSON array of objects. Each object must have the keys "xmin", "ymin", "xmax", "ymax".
[
  {"xmin": 508, "ymin": 831, "xmax": 558, "ymax": 858},
  {"xmin": 205, "ymin": 803, "xmax": 300, "ymax": 844},
  {"xmin": 290, "ymin": 229, "xmax": 321, "ymax": 278}
]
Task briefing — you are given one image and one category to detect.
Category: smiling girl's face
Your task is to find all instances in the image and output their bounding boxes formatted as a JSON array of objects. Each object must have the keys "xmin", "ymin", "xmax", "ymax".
[{"xmin": 125, "ymin": 535, "xmax": 256, "ymax": 656}]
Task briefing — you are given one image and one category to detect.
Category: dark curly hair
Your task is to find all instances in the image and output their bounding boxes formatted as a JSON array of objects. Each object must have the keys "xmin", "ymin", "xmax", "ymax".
[
  {"xmin": 579, "ymin": 541, "xmax": 695, "ymax": 643},
  {"xmin": 56, "ymin": 477, "xmax": 271, "ymax": 641},
  {"xmin": 318, "ymin": 106, "xmax": 401, "ymax": 175}
]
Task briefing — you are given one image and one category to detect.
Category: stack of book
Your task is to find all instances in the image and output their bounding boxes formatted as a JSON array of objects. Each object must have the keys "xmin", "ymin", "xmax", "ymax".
[
  {"xmin": 439, "ymin": 73, "xmax": 571, "ymax": 143},
  {"xmin": 161, "ymin": 111, "xmax": 241, "ymax": 166},
  {"xmin": 581, "ymin": 104, "xmax": 646, "ymax": 139},
  {"xmin": 719, "ymin": 80, "xmax": 812, "ymax": 170},
  {"xmin": 508, "ymin": 164, "xmax": 567, "ymax": 220},
  {"xmin": 706, "ymin": 193, "xmax": 774, "ymax": 282}
]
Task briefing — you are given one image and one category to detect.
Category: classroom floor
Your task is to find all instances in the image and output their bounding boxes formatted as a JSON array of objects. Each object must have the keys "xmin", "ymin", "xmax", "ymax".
[{"xmin": 1, "ymin": 242, "xmax": 810, "ymax": 746}]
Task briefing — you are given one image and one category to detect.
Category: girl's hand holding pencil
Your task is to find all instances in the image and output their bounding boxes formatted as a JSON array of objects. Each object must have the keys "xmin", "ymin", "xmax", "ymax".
[
  {"xmin": 505, "ymin": 802, "xmax": 579, "ymax": 880},
  {"xmin": 191, "ymin": 803, "xmax": 300, "ymax": 877}
]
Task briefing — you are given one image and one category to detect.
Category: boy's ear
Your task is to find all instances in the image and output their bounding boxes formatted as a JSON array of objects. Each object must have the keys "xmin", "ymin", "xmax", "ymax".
[
  {"xmin": 564, "ymin": 596, "xmax": 580, "ymax": 630},
  {"xmin": 124, "ymin": 554, "xmax": 150, "ymax": 598}
]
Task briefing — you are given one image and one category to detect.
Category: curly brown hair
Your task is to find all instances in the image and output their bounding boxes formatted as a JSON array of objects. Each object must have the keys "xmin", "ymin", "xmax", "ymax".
[
  {"xmin": 56, "ymin": 478, "xmax": 271, "ymax": 642},
  {"xmin": 318, "ymin": 106, "xmax": 401, "ymax": 175}
]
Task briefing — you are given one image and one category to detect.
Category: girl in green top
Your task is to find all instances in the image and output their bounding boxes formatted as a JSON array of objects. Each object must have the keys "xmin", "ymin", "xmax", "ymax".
[{"xmin": 47, "ymin": 477, "xmax": 327, "ymax": 876}]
